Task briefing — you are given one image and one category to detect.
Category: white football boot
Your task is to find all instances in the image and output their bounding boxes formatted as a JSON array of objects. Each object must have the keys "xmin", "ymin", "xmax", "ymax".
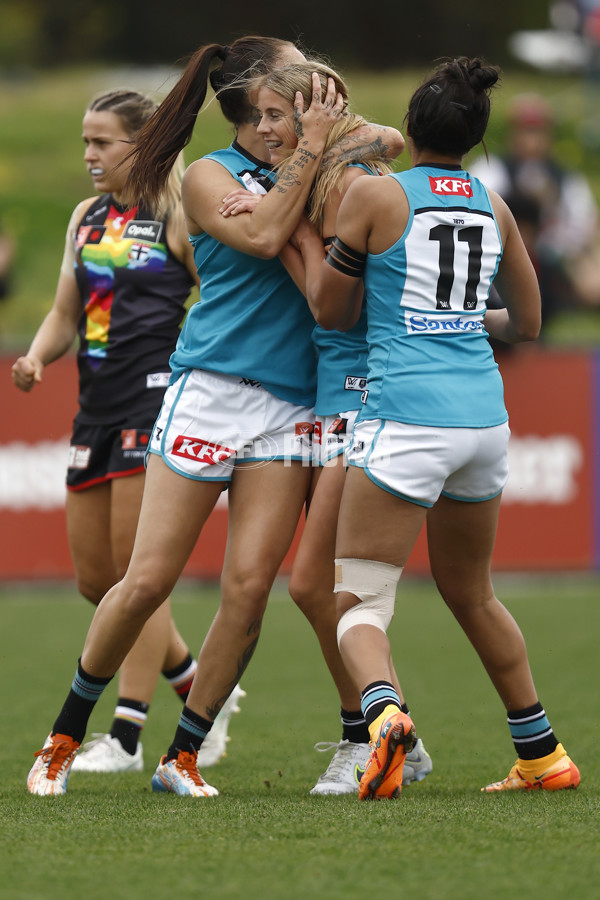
[
  {"xmin": 197, "ymin": 684, "xmax": 246, "ymax": 767},
  {"xmin": 71, "ymin": 733, "xmax": 144, "ymax": 773}
]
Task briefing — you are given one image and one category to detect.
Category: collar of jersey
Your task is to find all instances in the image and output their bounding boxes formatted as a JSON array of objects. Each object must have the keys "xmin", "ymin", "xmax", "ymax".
[
  {"xmin": 414, "ymin": 162, "xmax": 463, "ymax": 171},
  {"xmin": 232, "ymin": 139, "xmax": 274, "ymax": 171}
]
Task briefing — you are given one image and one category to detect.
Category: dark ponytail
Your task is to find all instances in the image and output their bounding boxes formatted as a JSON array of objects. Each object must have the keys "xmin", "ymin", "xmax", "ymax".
[
  {"xmin": 406, "ymin": 56, "xmax": 500, "ymax": 158},
  {"xmin": 125, "ymin": 35, "xmax": 295, "ymax": 210}
]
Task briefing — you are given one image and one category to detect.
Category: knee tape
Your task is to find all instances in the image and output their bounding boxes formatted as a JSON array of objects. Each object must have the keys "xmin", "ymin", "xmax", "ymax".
[{"xmin": 334, "ymin": 558, "xmax": 403, "ymax": 644}]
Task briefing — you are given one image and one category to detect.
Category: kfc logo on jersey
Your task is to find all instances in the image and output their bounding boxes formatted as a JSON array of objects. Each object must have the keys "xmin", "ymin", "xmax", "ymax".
[
  {"xmin": 429, "ymin": 176, "xmax": 472, "ymax": 197},
  {"xmin": 172, "ymin": 435, "xmax": 234, "ymax": 465},
  {"xmin": 122, "ymin": 220, "xmax": 163, "ymax": 242}
]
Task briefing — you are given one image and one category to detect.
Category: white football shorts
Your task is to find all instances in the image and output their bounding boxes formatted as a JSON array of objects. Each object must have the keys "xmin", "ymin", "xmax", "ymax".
[
  {"xmin": 313, "ymin": 409, "xmax": 359, "ymax": 466},
  {"xmin": 149, "ymin": 369, "xmax": 314, "ymax": 481},
  {"xmin": 346, "ymin": 418, "xmax": 510, "ymax": 507}
]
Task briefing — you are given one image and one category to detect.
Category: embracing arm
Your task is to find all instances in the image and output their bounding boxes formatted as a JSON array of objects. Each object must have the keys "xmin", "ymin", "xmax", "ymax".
[
  {"xmin": 321, "ymin": 124, "xmax": 405, "ymax": 169},
  {"xmin": 183, "ymin": 74, "xmax": 343, "ymax": 259},
  {"xmin": 297, "ymin": 176, "xmax": 376, "ymax": 330},
  {"xmin": 280, "ymin": 167, "xmax": 367, "ymax": 321},
  {"xmin": 485, "ymin": 192, "xmax": 541, "ymax": 343}
]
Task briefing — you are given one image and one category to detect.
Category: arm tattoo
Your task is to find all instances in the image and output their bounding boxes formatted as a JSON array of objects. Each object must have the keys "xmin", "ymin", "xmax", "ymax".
[
  {"xmin": 321, "ymin": 134, "xmax": 388, "ymax": 170},
  {"xmin": 275, "ymin": 171, "xmax": 302, "ymax": 193},
  {"xmin": 296, "ymin": 145, "xmax": 318, "ymax": 162},
  {"xmin": 274, "ymin": 148, "xmax": 316, "ymax": 193}
]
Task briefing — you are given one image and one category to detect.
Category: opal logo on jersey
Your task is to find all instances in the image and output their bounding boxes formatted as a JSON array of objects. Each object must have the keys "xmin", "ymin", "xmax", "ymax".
[
  {"xmin": 406, "ymin": 312, "xmax": 485, "ymax": 334},
  {"xmin": 428, "ymin": 176, "xmax": 472, "ymax": 197},
  {"xmin": 122, "ymin": 220, "xmax": 163, "ymax": 242},
  {"xmin": 172, "ymin": 435, "xmax": 234, "ymax": 465}
]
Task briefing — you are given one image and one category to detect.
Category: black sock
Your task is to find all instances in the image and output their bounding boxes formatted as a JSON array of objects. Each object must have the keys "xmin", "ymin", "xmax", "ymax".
[
  {"xmin": 507, "ymin": 702, "xmax": 558, "ymax": 760},
  {"xmin": 110, "ymin": 698, "xmax": 149, "ymax": 755},
  {"xmin": 166, "ymin": 705, "xmax": 213, "ymax": 761},
  {"xmin": 360, "ymin": 681, "xmax": 401, "ymax": 729},
  {"xmin": 162, "ymin": 653, "xmax": 197, "ymax": 703},
  {"xmin": 340, "ymin": 707, "xmax": 370, "ymax": 744},
  {"xmin": 53, "ymin": 658, "xmax": 113, "ymax": 744}
]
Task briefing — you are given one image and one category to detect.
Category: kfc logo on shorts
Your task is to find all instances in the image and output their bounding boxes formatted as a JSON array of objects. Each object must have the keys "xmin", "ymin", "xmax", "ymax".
[
  {"xmin": 68, "ymin": 444, "xmax": 91, "ymax": 470},
  {"xmin": 313, "ymin": 421, "xmax": 322, "ymax": 444},
  {"xmin": 172, "ymin": 435, "xmax": 234, "ymax": 465},
  {"xmin": 428, "ymin": 176, "xmax": 472, "ymax": 197}
]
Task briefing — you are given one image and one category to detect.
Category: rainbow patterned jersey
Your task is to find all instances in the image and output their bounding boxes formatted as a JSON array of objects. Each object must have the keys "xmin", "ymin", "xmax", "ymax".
[{"xmin": 73, "ymin": 194, "xmax": 194, "ymax": 423}]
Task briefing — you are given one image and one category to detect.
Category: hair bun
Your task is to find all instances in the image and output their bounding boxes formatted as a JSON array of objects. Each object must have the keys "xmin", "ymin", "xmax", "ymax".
[{"xmin": 465, "ymin": 58, "xmax": 500, "ymax": 93}]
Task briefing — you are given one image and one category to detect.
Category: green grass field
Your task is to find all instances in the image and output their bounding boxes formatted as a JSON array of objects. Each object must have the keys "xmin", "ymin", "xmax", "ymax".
[{"xmin": 1, "ymin": 575, "xmax": 598, "ymax": 899}]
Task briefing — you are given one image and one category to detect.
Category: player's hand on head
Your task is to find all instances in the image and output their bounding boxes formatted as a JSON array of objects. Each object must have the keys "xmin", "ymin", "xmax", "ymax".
[{"xmin": 294, "ymin": 74, "xmax": 343, "ymax": 144}]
